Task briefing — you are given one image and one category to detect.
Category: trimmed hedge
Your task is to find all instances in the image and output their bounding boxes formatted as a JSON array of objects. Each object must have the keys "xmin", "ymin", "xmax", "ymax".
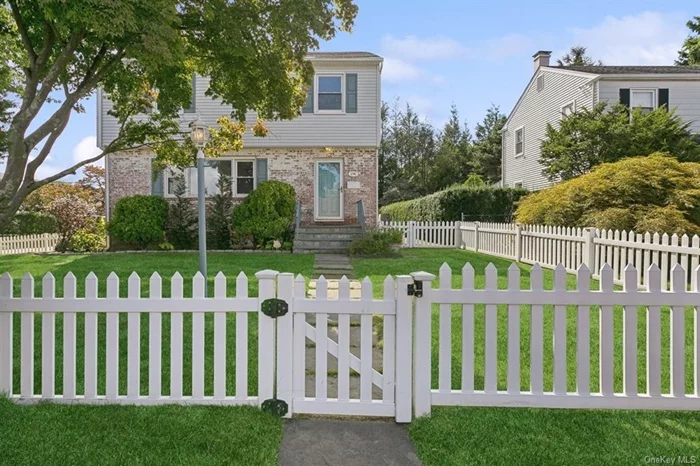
[
  {"xmin": 108, "ymin": 195, "xmax": 169, "ymax": 249},
  {"xmin": 3, "ymin": 211, "xmax": 59, "ymax": 234},
  {"xmin": 380, "ymin": 186, "xmax": 528, "ymax": 222}
]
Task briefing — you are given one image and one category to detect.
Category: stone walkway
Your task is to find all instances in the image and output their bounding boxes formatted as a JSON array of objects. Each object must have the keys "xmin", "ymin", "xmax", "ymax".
[
  {"xmin": 312, "ymin": 253, "xmax": 356, "ymax": 279},
  {"xmin": 280, "ymin": 419, "xmax": 421, "ymax": 466}
]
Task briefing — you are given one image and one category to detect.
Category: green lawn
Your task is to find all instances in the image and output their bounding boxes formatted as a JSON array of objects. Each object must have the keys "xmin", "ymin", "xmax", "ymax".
[
  {"xmin": 0, "ymin": 397, "xmax": 281, "ymax": 465},
  {"xmin": 409, "ymin": 406, "xmax": 700, "ymax": 466}
]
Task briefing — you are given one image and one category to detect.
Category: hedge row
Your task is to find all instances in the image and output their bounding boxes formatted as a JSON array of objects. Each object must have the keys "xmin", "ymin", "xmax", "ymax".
[
  {"xmin": 3, "ymin": 211, "xmax": 59, "ymax": 234},
  {"xmin": 380, "ymin": 186, "xmax": 528, "ymax": 222}
]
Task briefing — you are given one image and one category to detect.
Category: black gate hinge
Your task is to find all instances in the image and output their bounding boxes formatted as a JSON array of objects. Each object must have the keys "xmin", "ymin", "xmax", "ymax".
[
  {"xmin": 407, "ymin": 281, "xmax": 423, "ymax": 298},
  {"xmin": 261, "ymin": 298, "xmax": 288, "ymax": 318}
]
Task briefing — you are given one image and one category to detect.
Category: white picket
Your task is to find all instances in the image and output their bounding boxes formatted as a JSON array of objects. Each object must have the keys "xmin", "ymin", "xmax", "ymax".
[
  {"xmin": 84, "ymin": 273, "xmax": 98, "ymax": 399},
  {"xmin": 360, "ymin": 277, "xmax": 373, "ymax": 402},
  {"xmin": 63, "ymin": 273, "xmax": 77, "ymax": 399},
  {"xmin": 20, "ymin": 273, "xmax": 34, "ymax": 398},
  {"xmin": 647, "ymin": 264, "xmax": 661, "ymax": 397},
  {"xmin": 530, "ymin": 265, "xmax": 544, "ymax": 395},
  {"xmin": 484, "ymin": 264, "xmax": 498, "ymax": 394},
  {"xmin": 576, "ymin": 265, "xmax": 590, "ymax": 396},
  {"xmin": 213, "ymin": 272, "xmax": 227, "ymax": 400},
  {"xmin": 292, "ymin": 275, "xmax": 306, "ymax": 402},
  {"xmin": 337, "ymin": 276, "xmax": 351, "ymax": 402},
  {"xmin": 671, "ymin": 264, "xmax": 685, "ymax": 397},
  {"xmin": 507, "ymin": 264, "xmax": 520, "ymax": 394},
  {"xmin": 277, "ymin": 272, "xmax": 294, "ymax": 417},
  {"xmin": 314, "ymin": 276, "xmax": 328, "ymax": 401},
  {"xmin": 127, "ymin": 272, "xmax": 141, "ymax": 399},
  {"xmin": 599, "ymin": 264, "xmax": 614, "ymax": 396},
  {"xmin": 438, "ymin": 263, "xmax": 452, "ymax": 393},
  {"xmin": 149, "ymin": 273, "xmax": 162, "ymax": 399},
  {"xmin": 553, "ymin": 265, "xmax": 567, "ymax": 395},
  {"xmin": 191, "ymin": 273, "xmax": 205, "ymax": 400},
  {"xmin": 170, "ymin": 273, "xmax": 184, "ymax": 399},
  {"xmin": 623, "ymin": 264, "xmax": 638, "ymax": 396},
  {"xmin": 41, "ymin": 273, "xmax": 55, "ymax": 399},
  {"xmin": 236, "ymin": 272, "xmax": 249, "ymax": 400},
  {"xmin": 256, "ymin": 270, "xmax": 277, "ymax": 404},
  {"xmin": 106, "ymin": 272, "xmax": 119, "ymax": 399},
  {"xmin": 382, "ymin": 276, "xmax": 396, "ymax": 404},
  {"xmin": 461, "ymin": 264, "xmax": 475, "ymax": 394},
  {"xmin": 0, "ymin": 273, "xmax": 13, "ymax": 395}
]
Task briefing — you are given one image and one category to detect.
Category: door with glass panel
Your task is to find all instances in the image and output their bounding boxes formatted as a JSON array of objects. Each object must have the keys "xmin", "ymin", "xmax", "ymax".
[{"xmin": 315, "ymin": 160, "xmax": 343, "ymax": 220}]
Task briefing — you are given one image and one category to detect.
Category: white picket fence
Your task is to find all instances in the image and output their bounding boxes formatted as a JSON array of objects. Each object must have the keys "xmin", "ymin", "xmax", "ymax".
[
  {"xmin": 0, "ymin": 233, "xmax": 60, "ymax": 254},
  {"xmin": 381, "ymin": 221, "xmax": 700, "ymax": 291},
  {"xmin": 2, "ymin": 264, "xmax": 699, "ymax": 420}
]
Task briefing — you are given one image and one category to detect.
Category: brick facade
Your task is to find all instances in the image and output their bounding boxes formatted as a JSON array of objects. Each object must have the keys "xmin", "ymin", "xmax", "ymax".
[{"xmin": 107, "ymin": 147, "xmax": 378, "ymax": 226}]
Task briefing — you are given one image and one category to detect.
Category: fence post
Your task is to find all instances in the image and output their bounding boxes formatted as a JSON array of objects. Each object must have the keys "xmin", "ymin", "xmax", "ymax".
[
  {"xmin": 256, "ymin": 269, "xmax": 279, "ymax": 407},
  {"xmin": 411, "ymin": 271, "xmax": 436, "ymax": 418},
  {"xmin": 276, "ymin": 272, "xmax": 294, "ymax": 418},
  {"xmin": 408, "ymin": 221, "xmax": 415, "ymax": 248},
  {"xmin": 583, "ymin": 227, "xmax": 597, "ymax": 272},
  {"xmin": 514, "ymin": 224, "xmax": 522, "ymax": 262},
  {"xmin": 474, "ymin": 222, "xmax": 480, "ymax": 253},
  {"xmin": 395, "ymin": 275, "xmax": 414, "ymax": 423}
]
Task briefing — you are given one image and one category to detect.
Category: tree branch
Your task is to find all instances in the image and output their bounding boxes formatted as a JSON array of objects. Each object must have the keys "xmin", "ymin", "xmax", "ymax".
[
  {"xmin": 8, "ymin": 0, "xmax": 37, "ymax": 66},
  {"xmin": 23, "ymin": 116, "xmax": 70, "ymax": 183}
]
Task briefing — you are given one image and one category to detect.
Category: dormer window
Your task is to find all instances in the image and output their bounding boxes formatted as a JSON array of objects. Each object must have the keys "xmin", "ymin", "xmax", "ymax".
[{"xmin": 316, "ymin": 74, "xmax": 344, "ymax": 112}]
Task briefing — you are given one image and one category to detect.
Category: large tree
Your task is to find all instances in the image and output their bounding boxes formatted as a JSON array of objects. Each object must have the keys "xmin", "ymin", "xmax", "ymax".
[
  {"xmin": 677, "ymin": 16, "xmax": 700, "ymax": 66},
  {"xmin": 426, "ymin": 104, "xmax": 472, "ymax": 192},
  {"xmin": 556, "ymin": 46, "xmax": 602, "ymax": 66},
  {"xmin": 539, "ymin": 103, "xmax": 700, "ymax": 181},
  {"xmin": 471, "ymin": 104, "xmax": 506, "ymax": 184},
  {"xmin": 0, "ymin": 0, "xmax": 358, "ymax": 224}
]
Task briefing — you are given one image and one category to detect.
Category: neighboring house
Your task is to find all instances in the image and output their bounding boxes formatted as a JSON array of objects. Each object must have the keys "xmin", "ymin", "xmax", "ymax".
[
  {"xmin": 501, "ymin": 50, "xmax": 700, "ymax": 190},
  {"xmin": 98, "ymin": 51, "xmax": 383, "ymax": 226}
]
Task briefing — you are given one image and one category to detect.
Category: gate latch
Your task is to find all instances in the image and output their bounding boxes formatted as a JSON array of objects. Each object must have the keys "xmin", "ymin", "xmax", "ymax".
[
  {"xmin": 261, "ymin": 298, "xmax": 288, "ymax": 318},
  {"xmin": 407, "ymin": 281, "xmax": 423, "ymax": 298}
]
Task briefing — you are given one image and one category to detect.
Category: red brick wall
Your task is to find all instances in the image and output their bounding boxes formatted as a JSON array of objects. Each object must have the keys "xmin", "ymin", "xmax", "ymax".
[{"xmin": 107, "ymin": 147, "xmax": 378, "ymax": 226}]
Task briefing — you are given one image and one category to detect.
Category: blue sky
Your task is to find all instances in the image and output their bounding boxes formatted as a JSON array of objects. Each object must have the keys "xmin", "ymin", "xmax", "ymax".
[{"xmin": 19, "ymin": 0, "xmax": 699, "ymax": 181}]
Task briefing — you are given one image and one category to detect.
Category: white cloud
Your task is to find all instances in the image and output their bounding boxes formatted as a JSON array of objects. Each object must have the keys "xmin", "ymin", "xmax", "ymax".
[
  {"xmin": 382, "ymin": 35, "xmax": 467, "ymax": 61},
  {"xmin": 383, "ymin": 57, "xmax": 440, "ymax": 84},
  {"xmin": 568, "ymin": 11, "xmax": 687, "ymax": 65},
  {"xmin": 72, "ymin": 136, "xmax": 103, "ymax": 167},
  {"xmin": 404, "ymin": 95, "xmax": 436, "ymax": 117}
]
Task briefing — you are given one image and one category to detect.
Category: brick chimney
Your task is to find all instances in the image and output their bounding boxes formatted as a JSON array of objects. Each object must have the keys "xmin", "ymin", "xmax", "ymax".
[{"xmin": 533, "ymin": 51, "xmax": 552, "ymax": 71}]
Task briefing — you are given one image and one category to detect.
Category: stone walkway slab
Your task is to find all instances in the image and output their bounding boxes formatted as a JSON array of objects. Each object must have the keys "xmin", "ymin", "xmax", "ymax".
[{"xmin": 280, "ymin": 419, "xmax": 422, "ymax": 466}]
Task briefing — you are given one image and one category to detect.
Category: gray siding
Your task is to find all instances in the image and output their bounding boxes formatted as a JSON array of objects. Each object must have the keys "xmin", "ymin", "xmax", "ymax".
[
  {"xmin": 99, "ymin": 61, "xmax": 381, "ymax": 149},
  {"xmin": 598, "ymin": 79, "xmax": 700, "ymax": 133},
  {"xmin": 503, "ymin": 70, "xmax": 594, "ymax": 190}
]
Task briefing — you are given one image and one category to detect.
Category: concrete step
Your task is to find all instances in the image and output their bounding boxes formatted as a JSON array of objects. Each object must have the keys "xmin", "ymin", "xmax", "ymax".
[
  {"xmin": 294, "ymin": 240, "xmax": 353, "ymax": 249},
  {"xmin": 295, "ymin": 248, "xmax": 349, "ymax": 254},
  {"xmin": 313, "ymin": 264, "xmax": 354, "ymax": 272},
  {"xmin": 295, "ymin": 232, "xmax": 362, "ymax": 241}
]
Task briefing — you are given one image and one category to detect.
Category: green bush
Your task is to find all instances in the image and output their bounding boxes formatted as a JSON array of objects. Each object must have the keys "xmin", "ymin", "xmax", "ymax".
[
  {"xmin": 231, "ymin": 181, "xmax": 295, "ymax": 247},
  {"xmin": 69, "ymin": 218, "xmax": 107, "ymax": 253},
  {"xmin": 349, "ymin": 229, "xmax": 403, "ymax": 257},
  {"xmin": 380, "ymin": 186, "xmax": 528, "ymax": 222},
  {"xmin": 108, "ymin": 195, "xmax": 169, "ymax": 248},
  {"xmin": 166, "ymin": 175, "xmax": 197, "ymax": 250},
  {"xmin": 515, "ymin": 154, "xmax": 700, "ymax": 235},
  {"xmin": 4, "ymin": 211, "xmax": 59, "ymax": 234}
]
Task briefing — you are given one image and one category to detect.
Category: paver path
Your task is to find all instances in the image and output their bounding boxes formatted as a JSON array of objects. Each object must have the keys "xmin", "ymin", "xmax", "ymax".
[
  {"xmin": 280, "ymin": 419, "xmax": 422, "ymax": 466},
  {"xmin": 312, "ymin": 253, "xmax": 355, "ymax": 279}
]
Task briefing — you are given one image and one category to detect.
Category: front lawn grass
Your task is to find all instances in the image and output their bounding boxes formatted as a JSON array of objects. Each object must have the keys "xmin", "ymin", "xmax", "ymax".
[
  {"xmin": 409, "ymin": 406, "xmax": 700, "ymax": 466},
  {"xmin": 0, "ymin": 397, "xmax": 282, "ymax": 465},
  {"xmin": 1, "ymin": 252, "xmax": 314, "ymax": 397}
]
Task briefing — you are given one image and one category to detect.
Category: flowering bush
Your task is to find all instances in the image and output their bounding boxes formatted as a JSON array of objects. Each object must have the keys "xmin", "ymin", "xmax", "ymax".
[{"xmin": 46, "ymin": 195, "xmax": 97, "ymax": 250}]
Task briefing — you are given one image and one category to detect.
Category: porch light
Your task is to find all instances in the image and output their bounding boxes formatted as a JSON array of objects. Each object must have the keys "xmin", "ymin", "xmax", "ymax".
[{"xmin": 191, "ymin": 116, "xmax": 209, "ymax": 149}]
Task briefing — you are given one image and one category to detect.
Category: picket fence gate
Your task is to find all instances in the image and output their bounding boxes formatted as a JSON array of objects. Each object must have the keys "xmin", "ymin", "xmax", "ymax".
[
  {"xmin": 0, "ymin": 233, "xmax": 60, "ymax": 255},
  {"xmin": 1, "ymin": 263, "xmax": 700, "ymax": 421}
]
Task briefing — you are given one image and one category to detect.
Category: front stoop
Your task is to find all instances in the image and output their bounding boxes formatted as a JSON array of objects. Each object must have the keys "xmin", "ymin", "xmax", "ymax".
[{"xmin": 293, "ymin": 224, "xmax": 363, "ymax": 254}]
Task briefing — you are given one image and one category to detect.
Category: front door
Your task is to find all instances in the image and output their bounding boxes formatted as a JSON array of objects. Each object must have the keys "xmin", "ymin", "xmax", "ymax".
[{"xmin": 315, "ymin": 160, "xmax": 343, "ymax": 220}]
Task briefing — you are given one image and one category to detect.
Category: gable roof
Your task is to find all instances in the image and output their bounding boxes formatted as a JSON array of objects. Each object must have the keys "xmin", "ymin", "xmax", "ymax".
[
  {"xmin": 552, "ymin": 65, "xmax": 700, "ymax": 75},
  {"xmin": 306, "ymin": 51, "xmax": 382, "ymax": 61}
]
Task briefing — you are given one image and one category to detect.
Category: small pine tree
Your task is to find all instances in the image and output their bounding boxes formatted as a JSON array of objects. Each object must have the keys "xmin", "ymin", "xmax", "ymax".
[
  {"xmin": 207, "ymin": 173, "xmax": 234, "ymax": 249},
  {"xmin": 166, "ymin": 174, "xmax": 198, "ymax": 250}
]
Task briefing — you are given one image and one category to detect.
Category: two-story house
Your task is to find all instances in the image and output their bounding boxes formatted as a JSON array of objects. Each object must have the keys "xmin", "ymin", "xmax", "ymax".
[
  {"xmin": 501, "ymin": 50, "xmax": 700, "ymax": 190},
  {"xmin": 99, "ymin": 51, "xmax": 383, "ymax": 227}
]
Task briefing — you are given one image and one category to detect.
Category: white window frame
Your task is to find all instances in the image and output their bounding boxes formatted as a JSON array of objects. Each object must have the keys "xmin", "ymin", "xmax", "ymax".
[
  {"xmin": 561, "ymin": 100, "xmax": 576, "ymax": 119},
  {"xmin": 536, "ymin": 74, "xmax": 544, "ymax": 92},
  {"xmin": 163, "ymin": 158, "xmax": 258, "ymax": 199},
  {"xmin": 630, "ymin": 88, "xmax": 657, "ymax": 114},
  {"xmin": 514, "ymin": 126, "xmax": 524, "ymax": 158},
  {"xmin": 315, "ymin": 73, "xmax": 345, "ymax": 114}
]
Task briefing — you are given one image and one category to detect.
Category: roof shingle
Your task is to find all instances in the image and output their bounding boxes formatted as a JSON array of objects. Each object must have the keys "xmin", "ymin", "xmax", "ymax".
[{"xmin": 552, "ymin": 65, "xmax": 700, "ymax": 74}]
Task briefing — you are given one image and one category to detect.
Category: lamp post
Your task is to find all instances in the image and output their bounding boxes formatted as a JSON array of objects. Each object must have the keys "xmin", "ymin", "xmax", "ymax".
[{"xmin": 191, "ymin": 117, "xmax": 209, "ymax": 282}]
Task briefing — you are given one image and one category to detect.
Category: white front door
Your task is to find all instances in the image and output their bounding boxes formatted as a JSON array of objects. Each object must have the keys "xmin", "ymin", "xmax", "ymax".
[{"xmin": 315, "ymin": 160, "xmax": 343, "ymax": 220}]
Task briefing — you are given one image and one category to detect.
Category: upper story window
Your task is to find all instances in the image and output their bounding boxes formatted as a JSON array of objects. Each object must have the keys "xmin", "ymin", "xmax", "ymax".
[
  {"xmin": 561, "ymin": 100, "xmax": 575, "ymax": 118},
  {"xmin": 536, "ymin": 75, "xmax": 544, "ymax": 92},
  {"xmin": 631, "ymin": 89, "xmax": 656, "ymax": 115},
  {"xmin": 515, "ymin": 127, "xmax": 524, "ymax": 157},
  {"xmin": 165, "ymin": 159, "xmax": 258, "ymax": 198},
  {"xmin": 316, "ymin": 75, "xmax": 344, "ymax": 112}
]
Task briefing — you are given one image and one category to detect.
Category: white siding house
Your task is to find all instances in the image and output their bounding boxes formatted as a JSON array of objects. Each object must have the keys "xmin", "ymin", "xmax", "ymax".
[{"xmin": 502, "ymin": 52, "xmax": 700, "ymax": 190}]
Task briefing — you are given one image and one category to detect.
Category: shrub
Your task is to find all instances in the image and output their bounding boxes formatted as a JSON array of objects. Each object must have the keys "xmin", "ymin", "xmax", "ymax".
[
  {"xmin": 166, "ymin": 175, "xmax": 197, "ymax": 250},
  {"xmin": 207, "ymin": 174, "xmax": 234, "ymax": 249},
  {"xmin": 108, "ymin": 195, "xmax": 169, "ymax": 248},
  {"xmin": 231, "ymin": 180, "xmax": 295, "ymax": 247},
  {"xmin": 69, "ymin": 218, "xmax": 107, "ymax": 253},
  {"xmin": 4, "ymin": 211, "xmax": 59, "ymax": 234},
  {"xmin": 46, "ymin": 195, "xmax": 97, "ymax": 250},
  {"xmin": 380, "ymin": 186, "xmax": 528, "ymax": 222},
  {"xmin": 515, "ymin": 154, "xmax": 700, "ymax": 235},
  {"xmin": 349, "ymin": 229, "xmax": 403, "ymax": 257}
]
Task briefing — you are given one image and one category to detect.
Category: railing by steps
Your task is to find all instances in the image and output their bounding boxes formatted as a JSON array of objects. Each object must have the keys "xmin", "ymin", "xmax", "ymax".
[{"xmin": 356, "ymin": 200, "xmax": 365, "ymax": 228}]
